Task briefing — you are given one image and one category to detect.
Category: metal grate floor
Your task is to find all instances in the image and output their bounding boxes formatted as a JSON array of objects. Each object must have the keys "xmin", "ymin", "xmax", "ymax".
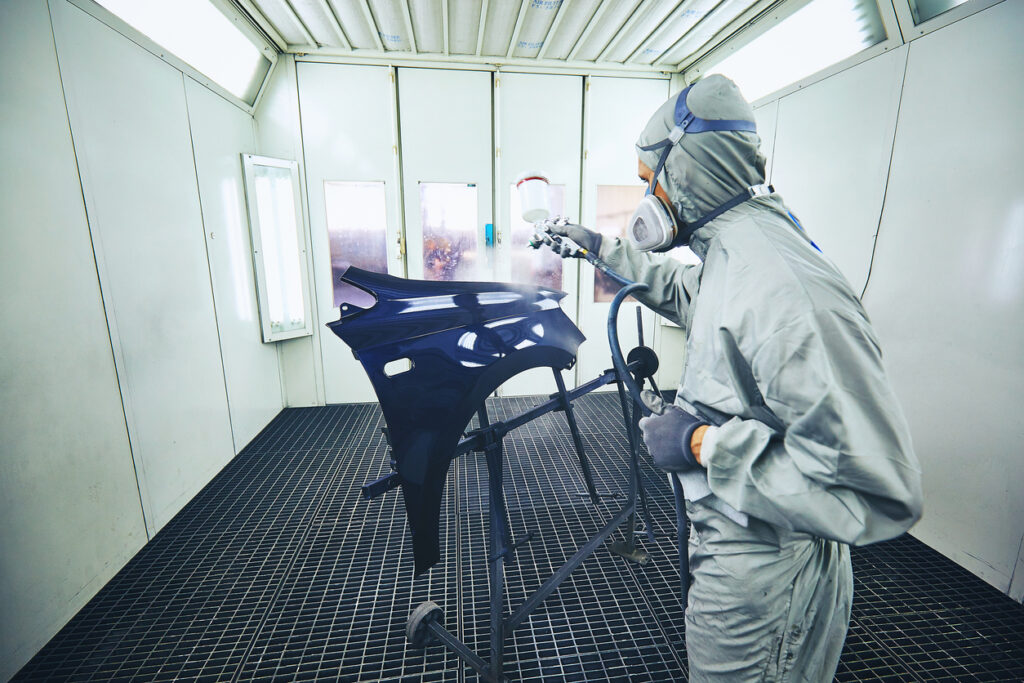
[{"xmin": 14, "ymin": 394, "xmax": 1024, "ymax": 682}]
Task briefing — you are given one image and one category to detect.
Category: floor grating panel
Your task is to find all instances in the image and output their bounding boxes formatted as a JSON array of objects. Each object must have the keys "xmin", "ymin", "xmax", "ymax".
[{"xmin": 13, "ymin": 394, "xmax": 1024, "ymax": 681}]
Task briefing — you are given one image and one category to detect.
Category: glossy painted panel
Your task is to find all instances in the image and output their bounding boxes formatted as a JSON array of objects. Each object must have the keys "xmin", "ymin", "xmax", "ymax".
[
  {"xmin": 52, "ymin": 0, "xmax": 235, "ymax": 531},
  {"xmin": 863, "ymin": 0, "xmax": 1024, "ymax": 592},
  {"xmin": 296, "ymin": 62, "xmax": 401, "ymax": 404},
  {"xmin": 184, "ymin": 78, "xmax": 283, "ymax": 450},
  {"xmin": 0, "ymin": 3, "xmax": 146, "ymax": 677},
  {"xmin": 771, "ymin": 46, "xmax": 906, "ymax": 293},
  {"xmin": 327, "ymin": 267, "xmax": 584, "ymax": 573}
]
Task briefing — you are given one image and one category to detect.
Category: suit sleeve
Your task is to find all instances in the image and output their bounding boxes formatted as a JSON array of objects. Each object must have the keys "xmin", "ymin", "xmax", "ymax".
[
  {"xmin": 599, "ymin": 237, "xmax": 697, "ymax": 328},
  {"xmin": 702, "ymin": 308, "xmax": 923, "ymax": 545}
]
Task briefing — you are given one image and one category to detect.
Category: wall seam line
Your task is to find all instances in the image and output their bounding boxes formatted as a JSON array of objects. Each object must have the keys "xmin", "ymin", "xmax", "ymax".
[
  {"xmin": 181, "ymin": 73, "xmax": 240, "ymax": 455},
  {"xmin": 859, "ymin": 44, "xmax": 911, "ymax": 300},
  {"xmin": 293, "ymin": 60, "xmax": 329, "ymax": 406},
  {"xmin": 47, "ymin": 0, "xmax": 150, "ymax": 538},
  {"xmin": 251, "ymin": 114, "xmax": 289, "ymax": 409}
]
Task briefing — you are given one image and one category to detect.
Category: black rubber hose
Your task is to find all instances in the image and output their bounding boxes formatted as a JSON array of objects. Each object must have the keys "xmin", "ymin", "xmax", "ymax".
[
  {"xmin": 670, "ymin": 474, "xmax": 690, "ymax": 611},
  {"xmin": 590, "ymin": 252, "xmax": 652, "ymax": 417}
]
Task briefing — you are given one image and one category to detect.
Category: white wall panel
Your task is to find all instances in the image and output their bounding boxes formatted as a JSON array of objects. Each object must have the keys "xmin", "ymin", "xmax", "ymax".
[
  {"xmin": 254, "ymin": 55, "xmax": 324, "ymax": 407},
  {"xmin": 398, "ymin": 68, "xmax": 493, "ymax": 280},
  {"xmin": 51, "ymin": 0, "xmax": 235, "ymax": 532},
  {"xmin": 0, "ymin": 4, "xmax": 148, "ymax": 678},
  {"xmin": 184, "ymin": 78, "xmax": 284, "ymax": 447},
  {"xmin": 863, "ymin": 0, "xmax": 1024, "ymax": 593},
  {"xmin": 297, "ymin": 63, "xmax": 402, "ymax": 404},
  {"xmin": 771, "ymin": 47, "xmax": 906, "ymax": 293},
  {"xmin": 578, "ymin": 77, "xmax": 670, "ymax": 387},
  {"xmin": 496, "ymin": 72, "xmax": 583, "ymax": 396},
  {"xmin": 753, "ymin": 99, "xmax": 778, "ymax": 182}
]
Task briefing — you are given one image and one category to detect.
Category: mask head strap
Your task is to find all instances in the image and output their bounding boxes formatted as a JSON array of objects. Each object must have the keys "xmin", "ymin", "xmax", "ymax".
[
  {"xmin": 660, "ymin": 184, "xmax": 775, "ymax": 251},
  {"xmin": 638, "ymin": 84, "xmax": 758, "ymax": 194}
]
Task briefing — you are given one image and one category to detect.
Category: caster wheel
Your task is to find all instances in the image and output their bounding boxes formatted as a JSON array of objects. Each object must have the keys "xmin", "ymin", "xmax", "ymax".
[{"xmin": 406, "ymin": 601, "xmax": 443, "ymax": 648}]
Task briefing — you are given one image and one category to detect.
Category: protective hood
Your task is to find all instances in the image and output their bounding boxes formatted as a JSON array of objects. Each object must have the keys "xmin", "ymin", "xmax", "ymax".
[{"xmin": 636, "ymin": 75, "xmax": 770, "ymax": 255}]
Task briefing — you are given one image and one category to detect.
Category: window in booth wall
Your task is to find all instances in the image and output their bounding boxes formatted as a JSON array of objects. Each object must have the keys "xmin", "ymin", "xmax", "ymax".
[
  {"xmin": 324, "ymin": 181, "xmax": 389, "ymax": 308},
  {"xmin": 419, "ymin": 183, "xmax": 480, "ymax": 282}
]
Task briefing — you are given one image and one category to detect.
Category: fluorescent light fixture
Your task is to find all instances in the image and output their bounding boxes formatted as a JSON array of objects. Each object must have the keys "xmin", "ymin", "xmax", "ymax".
[
  {"xmin": 94, "ymin": 0, "xmax": 271, "ymax": 103},
  {"xmin": 908, "ymin": 0, "xmax": 970, "ymax": 24},
  {"xmin": 241, "ymin": 155, "xmax": 312, "ymax": 343},
  {"xmin": 702, "ymin": 0, "xmax": 886, "ymax": 102}
]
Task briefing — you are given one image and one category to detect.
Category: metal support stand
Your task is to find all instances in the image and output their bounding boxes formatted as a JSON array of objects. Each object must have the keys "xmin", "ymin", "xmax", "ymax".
[
  {"xmin": 393, "ymin": 365, "xmax": 652, "ymax": 682},
  {"xmin": 551, "ymin": 368, "xmax": 601, "ymax": 505}
]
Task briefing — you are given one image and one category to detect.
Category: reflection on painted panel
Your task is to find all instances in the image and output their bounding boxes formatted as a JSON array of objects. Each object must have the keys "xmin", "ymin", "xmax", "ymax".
[
  {"xmin": 510, "ymin": 183, "xmax": 565, "ymax": 290},
  {"xmin": 324, "ymin": 181, "xmax": 388, "ymax": 308},
  {"xmin": 595, "ymin": 185, "xmax": 645, "ymax": 302},
  {"xmin": 420, "ymin": 182, "xmax": 479, "ymax": 281}
]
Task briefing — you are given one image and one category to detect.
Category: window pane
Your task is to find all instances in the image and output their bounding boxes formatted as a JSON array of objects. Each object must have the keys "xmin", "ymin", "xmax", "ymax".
[
  {"xmin": 95, "ymin": 0, "xmax": 271, "ymax": 103},
  {"xmin": 420, "ymin": 183, "xmax": 479, "ymax": 281},
  {"xmin": 908, "ymin": 0, "xmax": 970, "ymax": 24},
  {"xmin": 251, "ymin": 164, "xmax": 305, "ymax": 334},
  {"xmin": 324, "ymin": 181, "xmax": 388, "ymax": 308},
  {"xmin": 595, "ymin": 185, "xmax": 646, "ymax": 302},
  {"xmin": 703, "ymin": 0, "xmax": 887, "ymax": 102},
  {"xmin": 510, "ymin": 183, "xmax": 565, "ymax": 290}
]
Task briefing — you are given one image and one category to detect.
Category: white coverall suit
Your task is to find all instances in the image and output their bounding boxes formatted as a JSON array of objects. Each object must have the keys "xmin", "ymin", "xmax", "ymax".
[{"xmin": 603, "ymin": 76, "xmax": 924, "ymax": 681}]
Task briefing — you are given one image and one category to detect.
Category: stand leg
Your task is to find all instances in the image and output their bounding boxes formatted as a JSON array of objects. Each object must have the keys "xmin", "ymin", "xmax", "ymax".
[
  {"xmin": 630, "ymin": 398, "xmax": 656, "ymax": 544},
  {"xmin": 477, "ymin": 405, "xmax": 507, "ymax": 682},
  {"xmin": 552, "ymin": 369, "xmax": 600, "ymax": 505},
  {"xmin": 609, "ymin": 377, "xmax": 649, "ymax": 565}
]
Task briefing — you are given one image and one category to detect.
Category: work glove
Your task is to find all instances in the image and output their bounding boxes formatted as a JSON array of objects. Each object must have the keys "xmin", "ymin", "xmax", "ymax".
[
  {"xmin": 638, "ymin": 390, "xmax": 706, "ymax": 472},
  {"xmin": 539, "ymin": 216, "xmax": 602, "ymax": 258}
]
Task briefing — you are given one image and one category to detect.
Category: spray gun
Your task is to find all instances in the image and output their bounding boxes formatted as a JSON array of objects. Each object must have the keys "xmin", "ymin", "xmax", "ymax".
[{"xmin": 517, "ymin": 173, "xmax": 660, "ymax": 413}]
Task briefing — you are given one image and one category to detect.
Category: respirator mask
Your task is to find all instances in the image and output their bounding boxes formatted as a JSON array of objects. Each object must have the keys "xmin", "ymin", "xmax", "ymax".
[{"xmin": 627, "ymin": 84, "xmax": 770, "ymax": 252}]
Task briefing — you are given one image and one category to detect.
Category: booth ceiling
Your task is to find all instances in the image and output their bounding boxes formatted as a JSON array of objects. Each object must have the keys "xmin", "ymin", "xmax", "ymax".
[{"xmin": 233, "ymin": 0, "xmax": 774, "ymax": 72}]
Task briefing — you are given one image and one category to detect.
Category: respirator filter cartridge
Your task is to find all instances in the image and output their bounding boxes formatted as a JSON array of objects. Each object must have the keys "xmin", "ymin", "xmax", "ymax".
[{"xmin": 628, "ymin": 194, "xmax": 679, "ymax": 252}]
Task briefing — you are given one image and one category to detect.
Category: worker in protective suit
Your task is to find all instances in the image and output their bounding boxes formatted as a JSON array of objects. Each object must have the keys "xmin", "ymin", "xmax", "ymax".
[{"xmin": 542, "ymin": 75, "xmax": 923, "ymax": 681}]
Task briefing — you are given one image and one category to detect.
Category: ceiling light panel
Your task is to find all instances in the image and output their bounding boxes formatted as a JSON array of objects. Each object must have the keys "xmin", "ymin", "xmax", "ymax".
[
  {"xmin": 508, "ymin": 0, "xmax": 563, "ymax": 58},
  {"xmin": 658, "ymin": 0, "xmax": 758, "ymax": 66},
  {"xmin": 290, "ymin": 0, "xmax": 347, "ymax": 47},
  {"xmin": 95, "ymin": 0, "xmax": 272, "ymax": 102},
  {"xmin": 630, "ymin": 0, "xmax": 722, "ymax": 64},
  {"xmin": 325, "ymin": 0, "xmax": 380, "ymax": 48},
  {"xmin": 259, "ymin": 0, "xmax": 318, "ymax": 45},
  {"xmin": 572, "ymin": 0, "xmax": 643, "ymax": 62},
  {"xmin": 703, "ymin": 0, "xmax": 886, "ymax": 101},
  {"xmin": 409, "ymin": 0, "xmax": 444, "ymax": 53},
  {"xmin": 594, "ymin": 0, "xmax": 671, "ymax": 63},
  {"xmin": 482, "ymin": 0, "xmax": 522, "ymax": 57},
  {"xmin": 540, "ymin": 0, "xmax": 602, "ymax": 60},
  {"xmin": 367, "ymin": 0, "xmax": 411, "ymax": 50},
  {"xmin": 448, "ymin": 0, "xmax": 482, "ymax": 54}
]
